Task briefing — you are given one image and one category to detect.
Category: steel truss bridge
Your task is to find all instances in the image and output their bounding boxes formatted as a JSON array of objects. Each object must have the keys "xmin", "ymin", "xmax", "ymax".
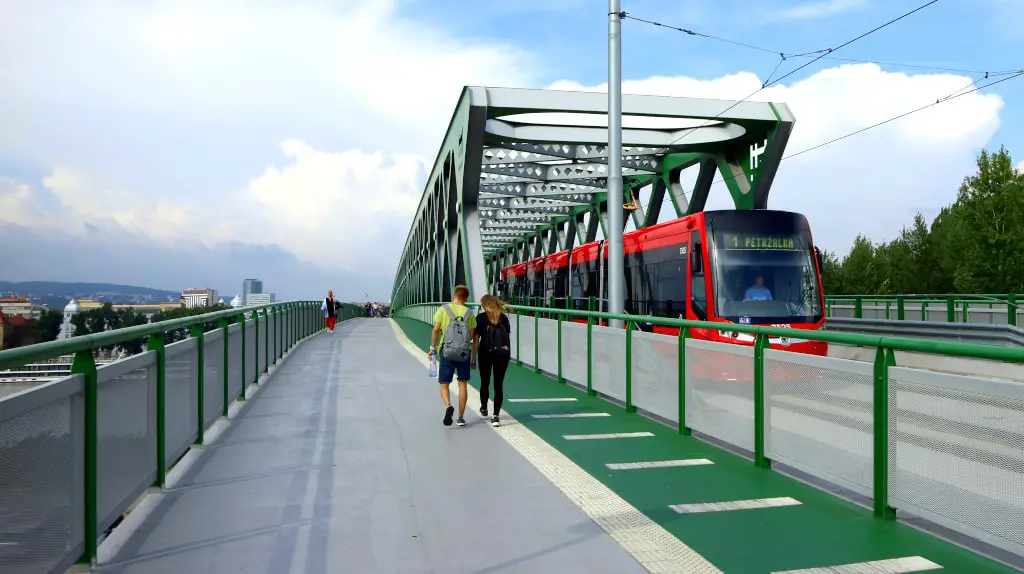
[{"xmin": 390, "ymin": 86, "xmax": 795, "ymax": 307}]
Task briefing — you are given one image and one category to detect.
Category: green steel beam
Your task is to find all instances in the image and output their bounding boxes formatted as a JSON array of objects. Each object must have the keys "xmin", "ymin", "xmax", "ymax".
[{"xmin": 390, "ymin": 86, "xmax": 794, "ymax": 306}]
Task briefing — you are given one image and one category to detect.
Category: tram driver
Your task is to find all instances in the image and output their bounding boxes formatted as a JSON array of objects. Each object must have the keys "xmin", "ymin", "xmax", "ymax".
[{"xmin": 744, "ymin": 275, "xmax": 773, "ymax": 301}]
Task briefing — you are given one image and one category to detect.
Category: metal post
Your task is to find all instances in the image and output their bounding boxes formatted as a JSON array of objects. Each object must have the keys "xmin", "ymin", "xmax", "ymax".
[{"xmin": 607, "ymin": 0, "xmax": 625, "ymax": 330}]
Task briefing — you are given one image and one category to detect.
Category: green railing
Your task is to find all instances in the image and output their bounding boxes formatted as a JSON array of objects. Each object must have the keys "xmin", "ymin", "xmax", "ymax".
[
  {"xmin": 396, "ymin": 302, "xmax": 1024, "ymax": 558},
  {"xmin": 0, "ymin": 300, "xmax": 362, "ymax": 572},
  {"xmin": 825, "ymin": 293, "xmax": 1024, "ymax": 325}
]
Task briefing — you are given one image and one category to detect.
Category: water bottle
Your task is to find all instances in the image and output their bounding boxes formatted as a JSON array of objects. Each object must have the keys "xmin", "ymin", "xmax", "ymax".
[{"xmin": 428, "ymin": 352, "xmax": 438, "ymax": 380}]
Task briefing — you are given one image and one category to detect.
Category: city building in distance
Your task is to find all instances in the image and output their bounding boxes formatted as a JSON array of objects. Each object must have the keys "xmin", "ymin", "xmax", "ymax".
[
  {"xmin": 181, "ymin": 288, "xmax": 220, "ymax": 308},
  {"xmin": 246, "ymin": 292, "xmax": 275, "ymax": 306},
  {"xmin": 242, "ymin": 278, "xmax": 263, "ymax": 304},
  {"xmin": 0, "ymin": 296, "xmax": 42, "ymax": 319}
]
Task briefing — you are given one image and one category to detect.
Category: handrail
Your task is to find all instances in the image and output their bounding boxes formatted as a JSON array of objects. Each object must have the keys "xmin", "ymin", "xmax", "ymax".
[
  {"xmin": 0, "ymin": 301, "xmax": 354, "ymax": 371},
  {"xmin": 403, "ymin": 302, "xmax": 1024, "ymax": 364}
]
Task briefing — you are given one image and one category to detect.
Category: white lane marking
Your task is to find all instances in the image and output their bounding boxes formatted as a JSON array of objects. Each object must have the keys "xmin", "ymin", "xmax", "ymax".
[
  {"xmin": 508, "ymin": 397, "xmax": 578, "ymax": 402},
  {"xmin": 670, "ymin": 497, "xmax": 801, "ymax": 514},
  {"xmin": 533, "ymin": 413, "xmax": 611, "ymax": 419},
  {"xmin": 607, "ymin": 459, "xmax": 714, "ymax": 470},
  {"xmin": 772, "ymin": 556, "xmax": 942, "ymax": 573},
  {"xmin": 389, "ymin": 319, "xmax": 723, "ymax": 574},
  {"xmin": 564, "ymin": 432, "xmax": 655, "ymax": 441}
]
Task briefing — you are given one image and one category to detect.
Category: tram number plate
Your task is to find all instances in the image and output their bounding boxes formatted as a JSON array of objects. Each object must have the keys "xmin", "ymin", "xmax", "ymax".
[{"xmin": 679, "ymin": 245, "xmax": 688, "ymax": 255}]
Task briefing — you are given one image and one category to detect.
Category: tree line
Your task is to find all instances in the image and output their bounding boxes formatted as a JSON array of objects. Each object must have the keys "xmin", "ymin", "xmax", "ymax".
[
  {"xmin": 2, "ymin": 303, "xmax": 232, "ymax": 354},
  {"xmin": 819, "ymin": 146, "xmax": 1024, "ymax": 297}
]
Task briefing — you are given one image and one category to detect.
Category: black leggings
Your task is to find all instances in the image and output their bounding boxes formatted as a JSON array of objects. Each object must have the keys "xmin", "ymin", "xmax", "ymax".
[{"xmin": 478, "ymin": 353, "xmax": 510, "ymax": 414}]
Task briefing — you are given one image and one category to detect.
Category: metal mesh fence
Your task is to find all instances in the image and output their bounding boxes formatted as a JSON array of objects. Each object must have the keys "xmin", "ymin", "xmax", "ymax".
[
  {"xmin": 203, "ymin": 330, "xmax": 225, "ymax": 428},
  {"xmin": 268, "ymin": 314, "xmax": 276, "ymax": 365},
  {"xmin": 257, "ymin": 318, "xmax": 267, "ymax": 376},
  {"xmin": 560, "ymin": 322, "xmax": 588, "ymax": 387},
  {"xmin": 631, "ymin": 331, "xmax": 679, "ymax": 423},
  {"xmin": 245, "ymin": 320, "xmax": 256, "ymax": 387},
  {"xmin": 519, "ymin": 316, "xmax": 536, "ymax": 367},
  {"xmin": 888, "ymin": 367, "xmax": 1024, "ymax": 557},
  {"xmin": 96, "ymin": 353, "xmax": 157, "ymax": 533},
  {"xmin": 164, "ymin": 338, "xmax": 199, "ymax": 467},
  {"xmin": 685, "ymin": 339, "xmax": 755, "ymax": 452},
  {"xmin": 509, "ymin": 313, "xmax": 518, "ymax": 360},
  {"xmin": 765, "ymin": 351, "xmax": 875, "ymax": 497},
  {"xmin": 537, "ymin": 318, "xmax": 558, "ymax": 376},
  {"xmin": 0, "ymin": 375, "xmax": 84, "ymax": 574},
  {"xmin": 394, "ymin": 303, "xmax": 1024, "ymax": 559},
  {"xmin": 591, "ymin": 326, "xmax": 626, "ymax": 402},
  {"xmin": 227, "ymin": 323, "xmax": 243, "ymax": 401}
]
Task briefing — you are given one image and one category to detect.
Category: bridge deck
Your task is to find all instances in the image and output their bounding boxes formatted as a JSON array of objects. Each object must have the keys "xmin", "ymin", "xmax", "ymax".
[
  {"xmin": 91, "ymin": 319, "xmax": 645, "ymax": 574},
  {"xmin": 92, "ymin": 318, "xmax": 1016, "ymax": 573}
]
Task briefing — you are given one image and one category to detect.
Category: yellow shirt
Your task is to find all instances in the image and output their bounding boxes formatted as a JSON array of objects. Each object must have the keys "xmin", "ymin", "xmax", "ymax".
[{"xmin": 433, "ymin": 303, "xmax": 476, "ymax": 349}]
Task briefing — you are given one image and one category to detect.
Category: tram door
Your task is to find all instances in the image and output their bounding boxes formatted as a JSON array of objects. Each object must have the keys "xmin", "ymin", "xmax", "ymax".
[{"xmin": 688, "ymin": 230, "xmax": 707, "ymax": 321}]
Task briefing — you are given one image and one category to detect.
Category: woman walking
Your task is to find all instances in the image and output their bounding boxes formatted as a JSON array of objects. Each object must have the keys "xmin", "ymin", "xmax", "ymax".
[
  {"xmin": 321, "ymin": 290, "xmax": 338, "ymax": 333},
  {"xmin": 471, "ymin": 294, "xmax": 512, "ymax": 427}
]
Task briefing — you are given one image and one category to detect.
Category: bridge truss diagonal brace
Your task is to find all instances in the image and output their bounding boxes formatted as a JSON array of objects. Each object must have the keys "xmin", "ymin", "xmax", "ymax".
[{"xmin": 391, "ymin": 86, "xmax": 795, "ymax": 307}]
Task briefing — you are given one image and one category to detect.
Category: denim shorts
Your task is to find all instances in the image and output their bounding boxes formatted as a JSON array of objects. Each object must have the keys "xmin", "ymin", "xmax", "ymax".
[{"xmin": 437, "ymin": 355, "xmax": 471, "ymax": 383}]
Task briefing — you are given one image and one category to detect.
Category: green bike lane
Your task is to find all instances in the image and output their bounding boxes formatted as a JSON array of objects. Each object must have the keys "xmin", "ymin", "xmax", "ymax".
[{"xmin": 395, "ymin": 318, "xmax": 1014, "ymax": 573}]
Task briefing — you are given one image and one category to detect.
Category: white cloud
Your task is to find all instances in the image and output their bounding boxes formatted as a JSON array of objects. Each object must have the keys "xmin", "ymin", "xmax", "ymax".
[
  {"xmin": 0, "ymin": 1, "xmax": 1014, "ymax": 299},
  {"xmin": 0, "ymin": 0, "xmax": 535, "ymax": 298},
  {"xmin": 1017, "ymin": 160, "xmax": 1024, "ymax": 173},
  {"xmin": 550, "ymin": 63, "xmax": 1004, "ymax": 253}
]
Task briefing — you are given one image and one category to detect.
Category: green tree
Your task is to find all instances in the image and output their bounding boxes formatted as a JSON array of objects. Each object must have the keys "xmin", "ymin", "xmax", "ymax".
[
  {"xmin": 818, "ymin": 249, "xmax": 845, "ymax": 295},
  {"xmin": 33, "ymin": 309, "xmax": 64, "ymax": 343},
  {"xmin": 840, "ymin": 235, "xmax": 878, "ymax": 294},
  {"xmin": 825, "ymin": 146, "xmax": 1024, "ymax": 298}
]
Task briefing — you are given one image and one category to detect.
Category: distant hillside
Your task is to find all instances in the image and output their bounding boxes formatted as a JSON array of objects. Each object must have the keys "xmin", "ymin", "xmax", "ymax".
[{"xmin": 0, "ymin": 281, "xmax": 180, "ymax": 310}]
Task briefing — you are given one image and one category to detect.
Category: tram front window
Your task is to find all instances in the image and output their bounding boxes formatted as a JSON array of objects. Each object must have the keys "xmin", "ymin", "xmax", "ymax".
[{"xmin": 710, "ymin": 231, "xmax": 822, "ymax": 324}]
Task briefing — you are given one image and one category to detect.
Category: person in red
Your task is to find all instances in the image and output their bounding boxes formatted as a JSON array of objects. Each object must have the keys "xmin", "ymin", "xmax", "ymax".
[{"xmin": 321, "ymin": 290, "xmax": 339, "ymax": 333}]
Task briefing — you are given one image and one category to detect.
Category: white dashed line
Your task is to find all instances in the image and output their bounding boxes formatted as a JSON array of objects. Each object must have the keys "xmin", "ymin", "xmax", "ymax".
[
  {"xmin": 670, "ymin": 497, "xmax": 801, "ymax": 514},
  {"xmin": 564, "ymin": 432, "xmax": 655, "ymax": 441},
  {"xmin": 772, "ymin": 556, "xmax": 942, "ymax": 573},
  {"xmin": 533, "ymin": 412, "xmax": 611, "ymax": 419},
  {"xmin": 508, "ymin": 397, "xmax": 578, "ymax": 403},
  {"xmin": 606, "ymin": 459, "xmax": 714, "ymax": 470}
]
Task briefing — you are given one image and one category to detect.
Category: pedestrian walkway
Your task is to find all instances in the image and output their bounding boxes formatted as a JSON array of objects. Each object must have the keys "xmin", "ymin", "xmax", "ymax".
[
  {"xmin": 89, "ymin": 319, "xmax": 649, "ymax": 573},
  {"xmin": 394, "ymin": 316, "xmax": 1020, "ymax": 574}
]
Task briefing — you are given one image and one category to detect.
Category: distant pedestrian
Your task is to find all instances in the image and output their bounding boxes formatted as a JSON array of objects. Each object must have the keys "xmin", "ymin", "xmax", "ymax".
[
  {"xmin": 429, "ymin": 285, "xmax": 476, "ymax": 427},
  {"xmin": 321, "ymin": 290, "xmax": 338, "ymax": 333},
  {"xmin": 472, "ymin": 294, "xmax": 511, "ymax": 427}
]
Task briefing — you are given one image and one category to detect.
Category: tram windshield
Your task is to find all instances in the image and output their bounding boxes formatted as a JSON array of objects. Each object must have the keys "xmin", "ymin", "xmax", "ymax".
[{"xmin": 707, "ymin": 213, "xmax": 823, "ymax": 325}]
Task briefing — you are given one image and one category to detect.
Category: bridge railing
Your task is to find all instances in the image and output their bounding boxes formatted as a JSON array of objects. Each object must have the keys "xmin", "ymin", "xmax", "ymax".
[
  {"xmin": 826, "ymin": 293, "xmax": 1024, "ymax": 325},
  {"xmin": 396, "ymin": 302, "xmax": 1024, "ymax": 559},
  {"xmin": 0, "ymin": 300, "xmax": 362, "ymax": 572}
]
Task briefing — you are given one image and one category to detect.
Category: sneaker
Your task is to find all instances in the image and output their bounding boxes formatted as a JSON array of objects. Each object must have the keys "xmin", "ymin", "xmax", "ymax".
[
  {"xmin": 456, "ymin": 417, "xmax": 466, "ymax": 427},
  {"xmin": 443, "ymin": 405, "xmax": 454, "ymax": 426},
  {"xmin": 490, "ymin": 415, "xmax": 500, "ymax": 427},
  {"xmin": 480, "ymin": 405, "xmax": 488, "ymax": 417}
]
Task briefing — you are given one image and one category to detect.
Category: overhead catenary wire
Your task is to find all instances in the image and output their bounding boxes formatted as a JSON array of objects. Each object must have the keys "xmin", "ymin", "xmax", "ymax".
[
  {"xmin": 622, "ymin": 12, "xmax": 1015, "ymax": 78},
  {"xmin": 620, "ymin": 0, "xmax": 945, "ymax": 147},
  {"xmin": 633, "ymin": 70, "xmax": 1024, "ymax": 214}
]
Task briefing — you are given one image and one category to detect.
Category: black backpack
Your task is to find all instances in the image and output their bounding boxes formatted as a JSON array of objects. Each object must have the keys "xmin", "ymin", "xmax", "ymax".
[{"xmin": 486, "ymin": 319, "xmax": 511, "ymax": 358}]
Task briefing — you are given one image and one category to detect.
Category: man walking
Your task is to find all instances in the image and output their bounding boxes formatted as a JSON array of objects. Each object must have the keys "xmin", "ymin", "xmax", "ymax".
[{"xmin": 429, "ymin": 285, "xmax": 475, "ymax": 427}]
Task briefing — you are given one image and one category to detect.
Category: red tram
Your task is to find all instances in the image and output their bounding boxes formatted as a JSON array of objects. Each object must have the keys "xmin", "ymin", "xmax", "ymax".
[{"xmin": 497, "ymin": 209, "xmax": 827, "ymax": 356}]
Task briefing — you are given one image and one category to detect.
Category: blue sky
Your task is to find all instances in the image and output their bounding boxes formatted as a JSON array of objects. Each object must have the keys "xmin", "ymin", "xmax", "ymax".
[
  {"xmin": 410, "ymin": 0, "xmax": 1024, "ymax": 151},
  {"xmin": 0, "ymin": 0, "xmax": 1021, "ymax": 300}
]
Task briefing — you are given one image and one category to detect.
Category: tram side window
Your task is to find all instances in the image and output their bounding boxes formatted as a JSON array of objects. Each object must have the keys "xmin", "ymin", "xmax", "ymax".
[
  {"xmin": 555, "ymin": 266, "xmax": 569, "ymax": 301},
  {"xmin": 652, "ymin": 260, "xmax": 685, "ymax": 317},
  {"xmin": 571, "ymin": 262, "xmax": 586, "ymax": 299}
]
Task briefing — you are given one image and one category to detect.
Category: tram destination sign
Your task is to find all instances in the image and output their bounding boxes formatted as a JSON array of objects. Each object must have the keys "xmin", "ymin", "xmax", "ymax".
[{"xmin": 722, "ymin": 233, "xmax": 801, "ymax": 251}]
